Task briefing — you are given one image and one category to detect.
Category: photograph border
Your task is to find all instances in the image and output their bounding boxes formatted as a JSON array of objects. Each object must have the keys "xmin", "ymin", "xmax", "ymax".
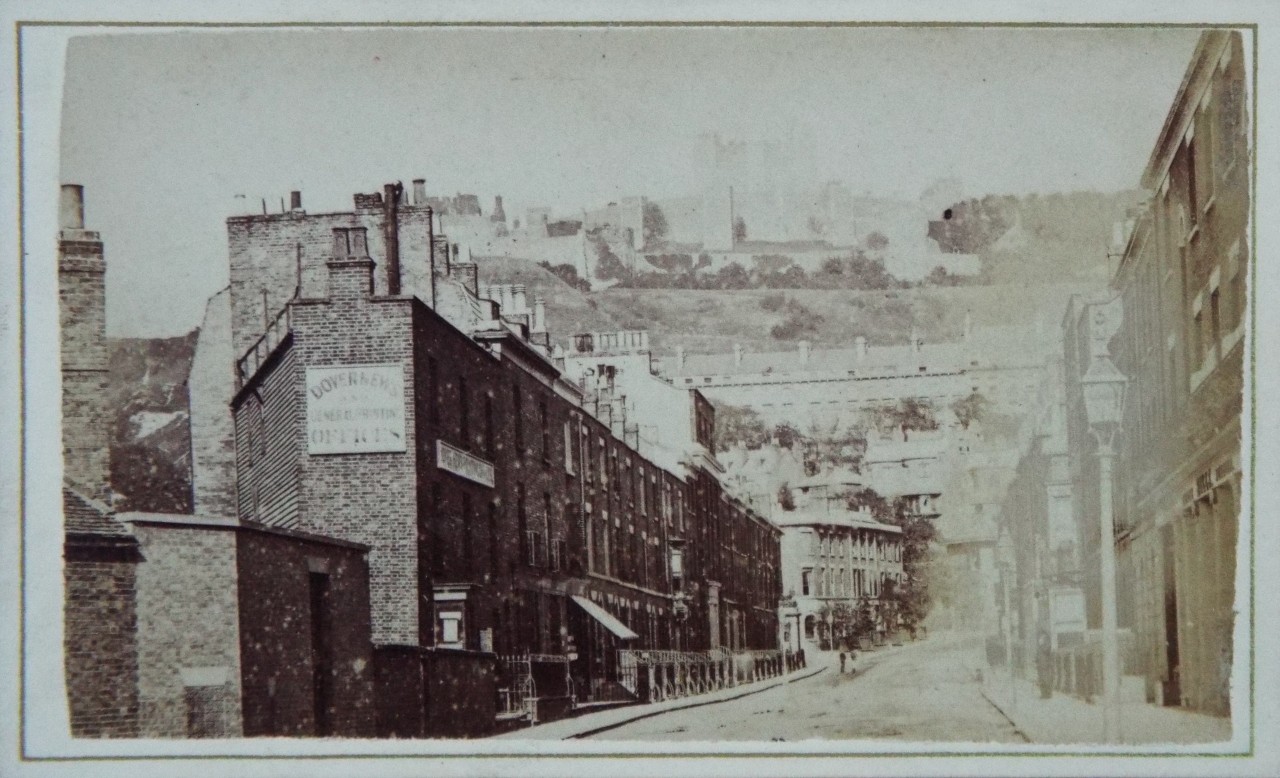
[{"xmin": 6, "ymin": 11, "xmax": 1267, "ymax": 772}]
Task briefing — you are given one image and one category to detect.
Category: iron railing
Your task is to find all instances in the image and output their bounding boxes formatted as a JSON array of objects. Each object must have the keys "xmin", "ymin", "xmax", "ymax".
[{"xmin": 236, "ymin": 306, "xmax": 292, "ymax": 388}]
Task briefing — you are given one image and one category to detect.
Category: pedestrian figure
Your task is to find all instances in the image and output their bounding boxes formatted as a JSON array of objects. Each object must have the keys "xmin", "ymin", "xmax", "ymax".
[
  {"xmin": 1036, "ymin": 632, "xmax": 1054, "ymax": 699},
  {"xmin": 839, "ymin": 651, "xmax": 847, "ymax": 673}
]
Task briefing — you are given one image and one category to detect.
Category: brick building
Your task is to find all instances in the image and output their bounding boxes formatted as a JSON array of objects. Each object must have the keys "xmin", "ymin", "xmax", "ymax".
[
  {"xmin": 225, "ymin": 186, "xmax": 783, "ymax": 733},
  {"xmin": 1107, "ymin": 30, "xmax": 1248, "ymax": 715},
  {"xmin": 60, "ymin": 185, "xmax": 376, "ymax": 739}
]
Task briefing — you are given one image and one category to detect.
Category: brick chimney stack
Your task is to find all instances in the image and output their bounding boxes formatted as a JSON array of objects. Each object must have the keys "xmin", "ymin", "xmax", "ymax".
[
  {"xmin": 58, "ymin": 184, "xmax": 111, "ymax": 499},
  {"xmin": 532, "ymin": 297, "xmax": 547, "ymax": 333},
  {"xmin": 328, "ymin": 227, "xmax": 375, "ymax": 302}
]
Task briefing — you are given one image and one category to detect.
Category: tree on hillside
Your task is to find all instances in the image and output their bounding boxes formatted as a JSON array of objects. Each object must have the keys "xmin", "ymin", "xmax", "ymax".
[
  {"xmin": 770, "ymin": 299, "xmax": 824, "ymax": 340},
  {"xmin": 712, "ymin": 262, "xmax": 753, "ymax": 290},
  {"xmin": 814, "ymin": 250, "xmax": 901, "ymax": 291},
  {"xmin": 733, "ymin": 216, "xmax": 748, "ymax": 244},
  {"xmin": 777, "ymin": 483, "xmax": 796, "ymax": 512},
  {"xmin": 868, "ymin": 397, "xmax": 939, "ymax": 438},
  {"xmin": 773, "ymin": 422, "xmax": 803, "ymax": 450},
  {"xmin": 713, "ymin": 403, "xmax": 770, "ymax": 452},
  {"xmin": 537, "ymin": 261, "xmax": 592, "ymax": 292},
  {"xmin": 951, "ymin": 390, "xmax": 990, "ymax": 430},
  {"xmin": 642, "ymin": 201, "xmax": 669, "ymax": 248},
  {"xmin": 593, "ymin": 239, "xmax": 630, "ymax": 281}
]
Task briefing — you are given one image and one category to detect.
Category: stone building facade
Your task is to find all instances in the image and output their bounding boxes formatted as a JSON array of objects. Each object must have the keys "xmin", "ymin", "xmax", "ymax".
[
  {"xmin": 774, "ymin": 483, "xmax": 904, "ymax": 653},
  {"xmin": 1108, "ymin": 30, "xmax": 1248, "ymax": 716}
]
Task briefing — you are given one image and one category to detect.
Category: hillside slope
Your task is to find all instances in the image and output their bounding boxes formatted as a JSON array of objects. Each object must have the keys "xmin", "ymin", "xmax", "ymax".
[
  {"xmin": 107, "ymin": 331, "xmax": 197, "ymax": 512},
  {"xmin": 589, "ymin": 283, "xmax": 1096, "ymax": 356},
  {"xmin": 476, "ymin": 256, "xmax": 621, "ymax": 347}
]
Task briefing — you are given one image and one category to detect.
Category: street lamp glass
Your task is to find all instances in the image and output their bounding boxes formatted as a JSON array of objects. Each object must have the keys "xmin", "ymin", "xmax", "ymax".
[{"xmin": 1081, "ymin": 355, "xmax": 1128, "ymax": 431}]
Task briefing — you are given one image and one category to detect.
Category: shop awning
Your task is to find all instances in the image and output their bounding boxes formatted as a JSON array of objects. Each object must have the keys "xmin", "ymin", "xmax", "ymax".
[{"xmin": 571, "ymin": 595, "xmax": 639, "ymax": 640}]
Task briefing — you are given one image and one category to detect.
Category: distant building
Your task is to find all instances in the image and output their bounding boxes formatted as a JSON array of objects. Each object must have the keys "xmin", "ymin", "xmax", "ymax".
[
  {"xmin": 1108, "ymin": 30, "xmax": 1247, "ymax": 716},
  {"xmin": 657, "ymin": 323, "xmax": 1048, "ymax": 432},
  {"xmin": 995, "ymin": 356, "xmax": 1085, "ymax": 662},
  {"xmin": 775, "ymin": 482, "xmax": 904, "ymax": 653}
]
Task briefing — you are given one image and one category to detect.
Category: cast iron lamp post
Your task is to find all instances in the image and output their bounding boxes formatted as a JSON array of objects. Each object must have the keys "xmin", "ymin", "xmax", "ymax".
[{"xmin": 1080, "ymin": 353, "xmax": 1128, "ymax": 743}]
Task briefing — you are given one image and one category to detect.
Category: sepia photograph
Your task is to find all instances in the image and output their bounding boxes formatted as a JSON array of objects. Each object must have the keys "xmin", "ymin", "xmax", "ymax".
[{"xmin": 3, "ymin": 5, "xmax": 1275, "ymax": 777}]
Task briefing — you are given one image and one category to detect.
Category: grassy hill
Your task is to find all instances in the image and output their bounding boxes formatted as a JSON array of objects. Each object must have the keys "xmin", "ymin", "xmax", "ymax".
[{"xmin": 588, "ymin": 283, "xmax": 1095, "ymax": 356}]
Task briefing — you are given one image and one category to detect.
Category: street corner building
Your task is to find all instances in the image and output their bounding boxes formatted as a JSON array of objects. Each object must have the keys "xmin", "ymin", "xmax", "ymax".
[{"xmin": 58, "ymin": 180, "xmax": 786, "ymax": 739}]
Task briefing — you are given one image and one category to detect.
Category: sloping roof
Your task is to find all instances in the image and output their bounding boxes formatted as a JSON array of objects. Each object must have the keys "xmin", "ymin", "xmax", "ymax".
[
  {"xmin": 674, "ymin": 341, "xmax": 967, "ymax": 379},
  {"xmin": 63, "ymin": 486, "xmax": 133, "ymax": 537},
  {"xmin": 772, "ymin": 507, "xmax": 902, "ymax": 533}
]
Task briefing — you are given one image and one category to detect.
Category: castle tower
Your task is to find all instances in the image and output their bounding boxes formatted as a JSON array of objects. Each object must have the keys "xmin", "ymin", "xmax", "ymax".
[{"xmin": 58, "ymin": 183, "xmax": 112, "ymax": 500}]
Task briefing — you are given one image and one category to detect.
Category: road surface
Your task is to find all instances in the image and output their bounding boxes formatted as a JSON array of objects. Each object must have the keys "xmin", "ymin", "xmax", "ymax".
[{"xmin": 588, "ymin": 635, "xmax": 1025, "ymax": 742}]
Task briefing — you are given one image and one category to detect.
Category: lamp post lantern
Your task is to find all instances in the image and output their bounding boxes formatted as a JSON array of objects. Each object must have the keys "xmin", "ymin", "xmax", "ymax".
[{"xmin": 1080, "ymin": 353, "xmax": 1128, "ymax": 743}]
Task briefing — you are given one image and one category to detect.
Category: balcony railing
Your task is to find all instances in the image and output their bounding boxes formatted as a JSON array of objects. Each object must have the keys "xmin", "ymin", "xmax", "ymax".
[{"xmin": 236, "ymin": 306, "xmax": 292, "ymax": 388}]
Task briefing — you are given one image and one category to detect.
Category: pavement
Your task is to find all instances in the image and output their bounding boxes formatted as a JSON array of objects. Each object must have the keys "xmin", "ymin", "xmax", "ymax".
[
  {"xmin": 493, "ymin": 659, "xmax": 828, "ymax": 740},
  {"xmin": 512, "ymin": 635, "xmax": 1027, "ymax": 742},
  {"xmin": 980, "ymin": 668, "xmax": 1233, "ymax": 745}
]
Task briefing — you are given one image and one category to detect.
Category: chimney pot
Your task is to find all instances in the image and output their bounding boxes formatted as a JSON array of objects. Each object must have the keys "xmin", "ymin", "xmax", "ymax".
[
  {"xmin": 733, "ymin": 344, "xmax": 744, "ymax": 366},
  {"xmin": 533, "ymin": 297, "xmax": 547, "ymax": 333},
  {"xmin": 59, "ymin": 184, "xmax": 85, "ymax": 230},
  {"xmin": 290, "ymin": 190, "xmax": 302, "ymax": 211},
  {"xmin": 799, "ymin": 341, "xmax": 811, "ymax": 365},
  {"xmin": 413, "ymin": 179, "xmax": 427, "ymax": 205},
  {"xmin": 855, "ymin": 336, "xmax": 868, "ymax": 361},
  {"xmin": 676, "ymin": 346, "xmax": 686, "ymax": 370},
  {"xmin": 512, "ymin": 284, "xmax": 528, "ymax": 314}
]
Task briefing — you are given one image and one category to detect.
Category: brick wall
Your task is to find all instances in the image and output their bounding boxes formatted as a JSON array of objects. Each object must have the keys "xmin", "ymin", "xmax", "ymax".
[
  {"xmin": 190, "ymin": 288, "xmax": 238, "ymax": 518},
  {"xmin": 63, "ymin": 543, "xmax": 140, "ymax": 737},
  {"xmin": 132, "ymin": 524, "xmax": 243, "ymax": 737},
  {"xmin": 237, "ymin": 528, "xmax": 375, "ymax": 737},
  {"xmin": 234, "ymin": 255, "xmax": 421, "ymax": 647}
]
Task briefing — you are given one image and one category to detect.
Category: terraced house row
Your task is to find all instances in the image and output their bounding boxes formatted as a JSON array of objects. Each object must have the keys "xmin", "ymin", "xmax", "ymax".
[{"xmin": 61, "ymin": 180, "xmax": 785, "ymax": 740}]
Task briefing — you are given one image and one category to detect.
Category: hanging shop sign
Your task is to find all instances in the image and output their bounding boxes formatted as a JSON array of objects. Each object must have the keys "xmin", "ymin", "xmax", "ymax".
[{"xmin": 437, "ymin": 440, "xmax": 495, "ymax": 488}]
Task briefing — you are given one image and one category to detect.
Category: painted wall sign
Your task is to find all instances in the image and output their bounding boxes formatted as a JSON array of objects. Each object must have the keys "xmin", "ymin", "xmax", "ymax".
[
  {"xmin": 306, "ymin": 364, "xmax": 407, "ymax": 454},
  {"xmin": 437, "ymin": 440, "xmax": 495, "ymax": 488}
]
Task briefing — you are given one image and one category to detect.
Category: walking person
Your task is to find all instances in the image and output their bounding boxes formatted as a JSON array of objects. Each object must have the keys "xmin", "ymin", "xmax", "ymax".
[{"xmin": 1036, "ymin": 632, "xmax": 1054, "ymax": 699}]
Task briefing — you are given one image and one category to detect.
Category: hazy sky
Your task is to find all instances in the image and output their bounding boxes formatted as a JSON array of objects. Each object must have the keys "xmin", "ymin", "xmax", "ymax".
[{"xmin": 58, "ymin": 26, "xmax": 1201, "ymax": 337}]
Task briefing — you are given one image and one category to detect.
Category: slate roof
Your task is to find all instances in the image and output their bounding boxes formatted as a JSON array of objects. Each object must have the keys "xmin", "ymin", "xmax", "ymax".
[{"xmin": 63, "ymin": 486, "xmax": 133, "ymax": 538}]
